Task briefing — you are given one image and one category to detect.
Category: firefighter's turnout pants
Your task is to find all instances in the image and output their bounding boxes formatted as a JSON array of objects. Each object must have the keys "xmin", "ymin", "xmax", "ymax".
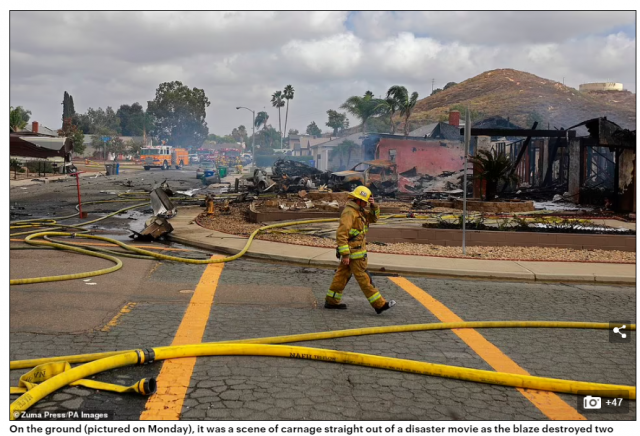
[{"xmin": 326, "ymin": 256, "xmax": 387, "ymax": 310}]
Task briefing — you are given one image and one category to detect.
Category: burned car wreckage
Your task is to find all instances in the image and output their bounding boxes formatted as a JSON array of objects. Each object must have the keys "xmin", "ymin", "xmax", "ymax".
[
  {"xmin": 329, "ymin": 160, "xmax": 398, "ymax": 195},
  {"xmin": 251, "ymin": 159, "xmax": 329, "ymax": 194},
  {"xmin": 250, "ymin": 159, "xmax": 399, "ymax": 196}
]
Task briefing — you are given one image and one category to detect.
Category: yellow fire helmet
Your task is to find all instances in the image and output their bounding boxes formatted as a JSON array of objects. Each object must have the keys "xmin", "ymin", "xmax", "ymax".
[{"xmin": 349, "ymin": 185, "xmax": 372, "ymax": 202}]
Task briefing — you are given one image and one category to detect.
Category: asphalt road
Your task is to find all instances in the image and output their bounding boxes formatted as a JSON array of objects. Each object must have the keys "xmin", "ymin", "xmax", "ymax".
[{"xmin": 9, "ymin": 168, "xmax": 637, "ymax": 422}]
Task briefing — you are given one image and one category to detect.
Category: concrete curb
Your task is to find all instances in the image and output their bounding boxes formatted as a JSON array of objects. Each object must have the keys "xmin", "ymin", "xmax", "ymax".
[{"xmin": 168, "ymin": 207, "xmax": 636, "ymax": 285}]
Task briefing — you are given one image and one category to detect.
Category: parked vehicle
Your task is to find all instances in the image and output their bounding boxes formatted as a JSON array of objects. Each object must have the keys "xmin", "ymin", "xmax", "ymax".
[
  {"xmin": 196, "ymin": 160, "xmax": 221, "ymax": 183},
  {"xmin": 189, "ymin": 154, "xmax": 200, "ymax": 164},
  {"xmin": 141, "ymin": 146, "xmax": 190, "ymax": 170}
]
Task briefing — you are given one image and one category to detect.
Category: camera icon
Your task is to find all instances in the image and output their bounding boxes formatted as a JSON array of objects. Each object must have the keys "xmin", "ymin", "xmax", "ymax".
[{"xmin": 583, "ymin": 396, "xmax": 602, "ymax": 410}]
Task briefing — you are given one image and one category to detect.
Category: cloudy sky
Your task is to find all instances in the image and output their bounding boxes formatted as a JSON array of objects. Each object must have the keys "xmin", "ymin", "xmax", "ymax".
[{"xmin": 9, "ymin": 10, "xmax": 636, "ymax": 136}]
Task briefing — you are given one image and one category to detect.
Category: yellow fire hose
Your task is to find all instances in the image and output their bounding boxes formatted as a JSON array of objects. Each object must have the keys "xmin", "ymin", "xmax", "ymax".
[
  {"xmin": 10, "ymin": 200, "xmax": 635, "ymax": 418},
  {"xmin": 10, "ymin": 322, "xmax": 636, "ymax": 420},
  {"xmin": 10, "ymin": 217, "xmax": 343, "ymax": 286},
  {"xmin": 10, "ymin": 361, "xmax": 156, "ymax": 396}
]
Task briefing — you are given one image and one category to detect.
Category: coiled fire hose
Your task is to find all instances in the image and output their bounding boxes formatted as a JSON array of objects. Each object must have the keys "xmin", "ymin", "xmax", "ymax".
[{"xmin": 9, "ymin": 321, "xmax": 636, "ymax": 420}]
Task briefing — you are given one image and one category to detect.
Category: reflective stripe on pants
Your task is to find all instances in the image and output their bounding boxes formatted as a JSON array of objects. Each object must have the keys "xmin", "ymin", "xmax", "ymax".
[{"xmin": 326, "ymin": 257, "xmax": 386, "ymax": 309}]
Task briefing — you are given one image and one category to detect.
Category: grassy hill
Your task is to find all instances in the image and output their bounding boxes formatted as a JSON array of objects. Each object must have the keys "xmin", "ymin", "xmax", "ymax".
[{"xmin": 410, "ymin": 68, "xmax": 636, "ymax": 130}]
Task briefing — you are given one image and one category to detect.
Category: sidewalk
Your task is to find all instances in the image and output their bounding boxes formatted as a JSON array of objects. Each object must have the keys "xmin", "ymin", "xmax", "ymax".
[
  {"xmin": 168, "ymin": 206, "xmax": 636, "ymax": 284},
  {"xmin": 9, "ymin": 170, "xmax": 100, "ymax": 188}
]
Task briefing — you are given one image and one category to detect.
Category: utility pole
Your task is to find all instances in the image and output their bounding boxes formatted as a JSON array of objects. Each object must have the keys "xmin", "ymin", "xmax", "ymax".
[
  {"xmin": 432, "ymin": 79, "xmax": 435, "ymax": 93},
  {"xmin": 236, "ymin": 106, "xmax": 255, "ymax": 167},
  {"xmin": 462, "ymin": 107, "xmax": 471, "ymax": 255}
]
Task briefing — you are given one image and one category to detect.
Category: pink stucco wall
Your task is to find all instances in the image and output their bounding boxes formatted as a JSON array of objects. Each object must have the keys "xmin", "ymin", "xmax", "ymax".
[{"xmin": 377, "ymin": 138, "xmax": 464, "ymax": 175}]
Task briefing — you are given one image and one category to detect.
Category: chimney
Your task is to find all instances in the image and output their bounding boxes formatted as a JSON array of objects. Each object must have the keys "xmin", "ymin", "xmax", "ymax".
[
  {"xmin": 448, "ymin": 111, "xmax": 460, "ymax": 127},
  {"xmin": 32, "ymin": 121, "xmax": 39, "ymax": 133}
]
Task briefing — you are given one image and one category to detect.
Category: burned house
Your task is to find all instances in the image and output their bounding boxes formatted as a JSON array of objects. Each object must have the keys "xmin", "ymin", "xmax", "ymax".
[
  {"xmin": 462, "ymin": 117, "xmax": 636, "ymax": 212},
  {"xmin": 372, "ymin": 112, "xmax": 467, "ymax": 194}
]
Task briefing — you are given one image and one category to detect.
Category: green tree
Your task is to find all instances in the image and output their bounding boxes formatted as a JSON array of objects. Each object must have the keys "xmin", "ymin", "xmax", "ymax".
[
  {"xmin": 85, "ymin": 107, "xmax": 120, "ymax": 134},
  {"xmin": 58, "ymin": 117, "xmax": 85, "ymax": 156},
  {"xmin": 283, "ymin": 85, "xmax": 295, "ymax": 146},
  {"xmin": 255, "ymin": 126, "xmax": 280, "ymax": 153},
  {"xmin": 254, "ymin": 111, "xmax": 269, "ymax": 136},
  {"xmin": 10, "ymin": 106, "xmax": 31, "ymax": 132},
  {"xmin": 62, "ymin": 91, "xmax": 76, "ymax": 125},
  {"xmin": 71, "ymin": 113, "xmax": 93, "ymax": 134},
  {"xmin": 147, "ymin": 81, "xmax": 210, "ymax": 147},
  {"xmin": 340, "ymin": 91, "xmax": 382, "ymax": 133},
  {"xmin": 431, "ymin": 88, "xmax": 443, "ymax": 96},
  {"xmin": 326, "ymin": 109, "xmax": 348, "ymax": 136},
  {"xmin": 387, "ymin": 86, "xmax": 419, "ymax": 136},
  {"xmin": 107, "ymin": 136, "xmax": 128, "ymax": 158},
  {"xmin": 288, "ymin": 128, "xmax": 299, "ymax": 136},
  {"xmin": 329, "ymin": 139, "xmax": 359, "ymax": 170},
  {"xmin": 116, "ymin": 103, "xmax": 146, "ymax": 136},
  {"xmin": 443, "ymin": 82, "xmax": 457, "ymax": 90},
  {"xmin": 375, "ymin": 96, "xmax": 399, "ymax": 134},
  {"xmin": 231, "ymin": 125, "xmax": 248, "ymax": 143},
  {"xmin": 271, "ymin": 90, "xmax": 285, "ymax": 148},
  {"xmin": 128, "ymin": 138, "xmax": 144, "ymax": 157},
  {"xmin": 306, "ymin": 121, "xmax": 322, "ymax": 137},
  {"xmin": 207, "ymin": 133, "xmax": 236, "ymax": 144}
]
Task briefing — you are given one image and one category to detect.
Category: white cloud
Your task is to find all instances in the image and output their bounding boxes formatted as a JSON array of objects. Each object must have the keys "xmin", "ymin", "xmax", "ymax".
[{"xmin": 9, "ymin": 11, "xmax": 636, "ymax": 135}]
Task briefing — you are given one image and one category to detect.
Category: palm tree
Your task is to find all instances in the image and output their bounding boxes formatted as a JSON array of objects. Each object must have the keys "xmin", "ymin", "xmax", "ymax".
[
  {"xmin": 375, "ymin": 96, "xmax": 399, "ymax": 134},
  {"xmin": 271, "ymin": 91, "xmax": 285, "ymax": 148},
  {"xmin": 468, "ymin": 149, "xmax": 519, "ymax": 201},
  {"xmin": 340, "ymin": 91, "xmax": 382, "ymax": 133},
  {"xmin": 254, "ymin": 111, "xmax": 269, "ymax": 149},
  {"xmin": 386, "ymin": 86, "xmax": 419, "ymax": 136},
  {"xmin": 10, "ymin": 106, "xmax": 29, "ymax": 132},
  {"xmin": 255, "ymin": 111, "xmax": 269, "ymax": 131},
  {"xmin": 283, "ymin": 85, "xmax": 294, "ymax": 147}
]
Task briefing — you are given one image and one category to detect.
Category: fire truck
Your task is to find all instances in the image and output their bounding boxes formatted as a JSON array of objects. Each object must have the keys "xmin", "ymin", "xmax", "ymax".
[{"xmin": 140, "ymin": 145, "xmax": 190, "ymax": 170}]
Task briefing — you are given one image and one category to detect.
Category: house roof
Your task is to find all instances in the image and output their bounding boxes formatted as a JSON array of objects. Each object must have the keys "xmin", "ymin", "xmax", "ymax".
[
  {"xmin": 409, "ymin": 123, "xmax": 439, "ymax": 137},
  {"xmin": 429, "ymin": 122, "xmax": 464, "ymax": 141},
  {"xmin": 22, "ymin": 124, "xmax": 59, "ymax": 137},
  {"xmin": 309, "ymin": 132, "xmax": 364, "ymax": 149},
  {"xmin": 472, "ymin": 116, "xmax": 523, "ymax": 130},
  {"xmin": 305, "ymin": 137, "xmax": 333, "ymax": 148},
  {"xmin": 19, "ymin": 136, "xmax": 68, "ymax": 151}
]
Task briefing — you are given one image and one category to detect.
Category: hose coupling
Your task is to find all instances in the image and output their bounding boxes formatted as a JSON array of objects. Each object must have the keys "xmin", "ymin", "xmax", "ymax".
[
  {"xmin": 142, "ymin": 348, "xmax": 156, "ymax": 365},
  {"xmin": 138, "ymin": 378, "xmax": 158, "ymax": 395}
]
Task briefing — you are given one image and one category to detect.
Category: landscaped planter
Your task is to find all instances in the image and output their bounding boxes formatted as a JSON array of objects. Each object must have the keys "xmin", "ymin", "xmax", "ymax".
[
  {"xmin": 452, "ymin": 199, "xmax": 535, "ymax": 213},
  {"xmin": 248, "ymin": 201, "xmax": 405, "ymax": 223},
  {"xmin": 366, "ymin": 227, "xmax": 635, "ymax": 251}
]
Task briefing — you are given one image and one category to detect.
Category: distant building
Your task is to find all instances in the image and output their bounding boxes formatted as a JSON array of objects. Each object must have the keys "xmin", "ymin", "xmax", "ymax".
[{"xmin": 579, "ymin": 82, "xmax": 623, "ymax": 92}]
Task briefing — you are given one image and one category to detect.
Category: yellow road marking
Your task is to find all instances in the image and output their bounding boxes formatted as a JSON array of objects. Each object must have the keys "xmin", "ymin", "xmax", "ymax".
[
  {"xmin": 101, "ymin": 302, "xmax": 137, "ymax": 332},
  {"xmin": 140, "ymin": 256, "xmax": 224, "ymax": 420},
  {"xmin": 389, "ymin": 277, "xmax": 586, "ymax": 421}
]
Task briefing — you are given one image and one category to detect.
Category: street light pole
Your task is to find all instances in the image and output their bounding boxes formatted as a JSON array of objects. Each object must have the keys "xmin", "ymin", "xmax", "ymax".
[{"xmin": 236, "ymin": 106, "xmax": 255, "ymax": 166}]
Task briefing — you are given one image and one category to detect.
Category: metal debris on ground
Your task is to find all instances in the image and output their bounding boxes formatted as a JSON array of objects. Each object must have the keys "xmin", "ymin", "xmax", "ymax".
[
  {"xmin": 132, "ymin": 216, "xmax": 174, "ymax": 240},
  {"xmin": 150, "ymin": 187, "xmax": 177, "ymax": 218}
]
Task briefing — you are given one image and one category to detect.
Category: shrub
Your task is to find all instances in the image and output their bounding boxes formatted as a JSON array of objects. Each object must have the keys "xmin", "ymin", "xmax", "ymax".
[{"xmin": 25, "ymin": 160, "xmax": 54, "ymax": 174}]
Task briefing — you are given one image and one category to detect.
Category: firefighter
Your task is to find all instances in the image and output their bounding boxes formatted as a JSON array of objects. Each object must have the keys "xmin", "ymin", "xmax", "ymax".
[{"xmin": 325, "ymin": 186, "xmax": 396, "ymax": 314}]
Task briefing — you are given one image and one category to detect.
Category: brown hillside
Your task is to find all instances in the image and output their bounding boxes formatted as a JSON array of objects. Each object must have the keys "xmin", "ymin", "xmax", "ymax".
[{"xmin": 411, "ymin": 69, "xmax": 636, "ymax": 130}]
